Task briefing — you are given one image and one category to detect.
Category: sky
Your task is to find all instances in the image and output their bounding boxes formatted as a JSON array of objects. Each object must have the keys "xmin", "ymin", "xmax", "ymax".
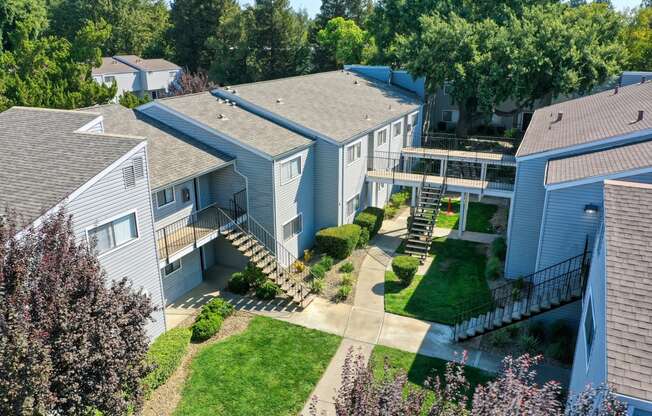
[{"xmin": 288, "ymin": 0, "xmax": 644, "ymax": 18}]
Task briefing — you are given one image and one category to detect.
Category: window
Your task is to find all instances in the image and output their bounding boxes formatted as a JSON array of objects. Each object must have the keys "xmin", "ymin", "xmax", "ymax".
[
  {"xmin": 168, "ymin": 71, "xmax": 178, "ymax": 78},
  {"xmin": 104, "ymin": 75, "xmax": 116, "ymax": 84},
  {"xmin": 346, "ymin": 142, "xmax": 362, "ymax": 164},
  {"xmin": 156, "ymin": 187, "xmax": 175, "ymax": 208},
  {"xmin": 281, "ymin": 156, "xmax": 302, "ymax": 183},
  {"xmin": 584, "ymin": 296, "xmax": 596, "ymax": 362},
  {"xmin": 408, "ymin": 113, "xmax": 418, "ymax": 133},
  {"xmin": 392, "ymin": 121, "xmax": 402, "ymax": 138},
  {"xmin": 346, "ymin": 194, "xmax": 360, "ymax": 217},
  {"xmin": 442, "ymin": 110, "xmax": 459, "ymax": 123},
  {"xmin": 443, "ymin": 82, "xmax": 453, "ymax": 95},
  {"xmin": 88, "ymin": 212, "xmax": 138, "ymax": 255},
  {"xmin": 163, "ymin": 259, "xmax": 182, "ymax": 276},
  {"xmin": 283, "ymin": 214, "xmax": 302, "ymax": 241},
  {"xmin": 376, "ymin": 129, "xmax": 388, "ymax": 147}
]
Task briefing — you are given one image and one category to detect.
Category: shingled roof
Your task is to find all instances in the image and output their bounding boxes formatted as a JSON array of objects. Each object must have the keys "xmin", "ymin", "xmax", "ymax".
[
  {"xmin": 0, "ymin": 107, "xmax": 143, "ymax": 226},
  {"xmin": 603, "ymin": 180, "xmax": 652, "ymax": 402},
  {"xmin": 517, "ymin": 81, "xmax": 652, "ymax": 158}
]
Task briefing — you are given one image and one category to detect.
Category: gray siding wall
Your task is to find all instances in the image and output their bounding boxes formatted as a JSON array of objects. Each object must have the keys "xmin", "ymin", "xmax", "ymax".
[
  {"xmin": 68, "ymin": 146, "xmax": 166, "ymax": 339},
  {"xmin": 314, "ymin": 138, "xmax": 340, "ymax": 230},
  {"xmin": 152, "ymin": 179, "xmax": 196, "ymax": 228},
  {"xmin": 274, "ymin": 146, "xmax": 315, "ymax": 258},
  {"xmin": 161, "ymin": 248, "xmax": 202, "ymax": 305},
  {"xmin": 140, "ymin": 105, "xmax": 276, "ymax": 233},
  {"xmin": 569, "ymin": 228, "xmax": 606, "ymax": 396},
  {"xmin": 537, "ymin": 183, "xmax": 603, "ymax": 270},
  {"xmin": 373, "ymin": 126, "xmax": 391, "ymax": 206},
  {"xmin": 342, "ymin": 134, "xmax": 369, "ymax": 224},
  {"xmin": 505, "ymin": 158, "xmax": 548, "ymax": 277},
  {"xmin": 195, "ymin": 165, "xmax": 246, "ymax": 210}
]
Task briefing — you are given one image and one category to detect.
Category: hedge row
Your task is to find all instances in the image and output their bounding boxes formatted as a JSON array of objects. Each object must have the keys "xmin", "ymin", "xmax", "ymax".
[
  {"xmin": 354, "ymin": 207, "xmax": 385, "ymax": 237},
  {"xmin": 191, "ymin": 298, "xmax": 234, "ymax": 342},
  {"xmin": 315, "ymin": 224, "xmax": 362, "ymax": 259},
  {"xmin": 143, "ymin": 327, "xmax": 192, "ymax": 396}
]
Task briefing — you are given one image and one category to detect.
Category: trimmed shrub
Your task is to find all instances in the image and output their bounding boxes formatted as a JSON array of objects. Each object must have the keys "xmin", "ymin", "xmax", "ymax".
[
  {"xmin": 227, "ymin": 272, "xmax": 249, "ymax": 294},
  {"xmin": 244, "ymin": 262, "xmax": 266, "ymax": 288},
  {"xmin": 310, "ymin": 264, "xmax": 326, "ymax": 280},
  {"xmin": 339, "ymin": 261, "xmax": 354, "ymax": 273},
  {"xmin": 357, "ymin": 228, "xmax": 370, "ymax": 248},
  {"xmin": 255, "ymin": 280, "xmax": 280, "ymax": 300},
  {"xmin": 518, "ymin": 334, "xmax": 541, "ymax": 355},
  {"xmin": 546, "ymin": 341, "xmax": 574, "ymax": 366},
  {"xmin": 551, "ymin": 320, "xmax": 574, "ymax": 341},
  {"xmin": 341, "ymin": 273, "xmax": 353, "ymax": 286},
  {"xmin": 391, "ymin": 255, "xmax": 419, "ymax": 286},
  {"xmin": 143, "ymin": 327, "xmax": 192, "ymax": 395},
  {"xmin": 310, "ymin": 278, "xmax": 324, "ymax": 294},
  {"xmin": 486, "ymin": 329, "xmax": 510, "ymax": 348},
  {"xmin": 191, "ymin": 313, "xmax": 223, "ymax": 342},
  {"xmin": 318, "ymin": 255, "xmax": 334, "ymax": 271},
  {"xmin": 337, "ymin": 284, "xmax": 352, "ymax": 301},
  {"xmin": 485, "ymin": 256, "xmax": 502, "ymax": 280},
  {"xmin": 354, "ymin": 207, "xmax": 384, "ymax": 237},
  {"xmin": 200, "ymin": 298, "xmax": 234, "ymax": 319},
  {"xmin": 315, "ymin": 224, "xmax": 362, "ymax": 259},
  {"xmin": 390, "ymin": 189, "xmax": 410, "ymax": 207},
  {"xmin": 527, "ymin": 321, "xmax": 546, "ymax": 342},
  {"xmin": 491, "ymin": 237, "xmax": 507, "ymax": 260},
  {"xmin": 384, "ymin": 205, "xmax": 398, "ymax": 219}
]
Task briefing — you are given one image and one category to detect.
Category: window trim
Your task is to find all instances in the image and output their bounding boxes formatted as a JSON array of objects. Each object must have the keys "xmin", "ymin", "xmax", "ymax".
[
  {"xmin": 442, "ymin": 110, "xmax": 458, "ymax": 123},
  {"xmin": 163, "ymin": 259, "xmax": 182, "ymax": 277},
  {"xmin": 584, "ymin": 290, "xmax": 596, "ymax": 370},
  {"xmin": 282, "ymin": 213, "xmax": 303, "ymax": 242},
  {"xmin": 375, "ymin": 127, "xmax": 389, "ymax": 148},
  {"xmin": 407, "ymin": 112, "xmax": 419, "ymax": 133},
  {"xmin": 85, "ymin": 209, "xmax": 140, "ymax": 258},
  {"xmin": 346, "ymin": 140, "xmax": 362, "ymax": 166},
  {"xmin": 156, "ymin": 186, "xmax": 176, "ymax": 209},
  {"xmin": 103, "ymin": 75, "xmax": 116, "ymax": 84},
  {"xmin": 279, "ymin": 155, "xmax": 303, "ymax": 185},
  {"xmin": 346, "ymin": 194, "xmax": 361, "ymax": 218},
  {"xmin": 392, "ymin": 120, "xmax": 403, "ymax": 139}
]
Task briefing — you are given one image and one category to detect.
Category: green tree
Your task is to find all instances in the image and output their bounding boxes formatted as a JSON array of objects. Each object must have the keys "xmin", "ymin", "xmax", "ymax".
[
  {"xmin": 398, "ymin": 2, "xmax": 625, "ymax": 136},
  {"xmin": 48, "ymin": 0, "xmax": 170, "ymax": 57},
  {"xmin": 0, "ymin": 22, "xmax": 116, "ymax": 111},
  {"xmin": 0, "ymin": 0, "xmax": 48, "ymax": 52},
  {"xmin": 170, "ymin": 0, "xmax": 239, "ymax": 72},
  {"xmin": 119, "ymin": 91, "xmax": 151, "ymax": 108},
  {"xmin": 316, "ymin": 17, "xmax": 376, "ymax": 68},
  {"xmin": 624, "ymin": 6, "xmax": 652, "ymax": 70},
  {"xmin": 207, "ymin": 7, "xmax": 257, "ymax": 84},
  {"xmin": 315, "ymin": 0, "xmax": 373, "ymax": 28}
]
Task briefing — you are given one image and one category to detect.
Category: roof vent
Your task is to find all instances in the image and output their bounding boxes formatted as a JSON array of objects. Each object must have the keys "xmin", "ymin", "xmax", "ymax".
[
  {"xmin": 555, "ymin": 112, "xmax": 563, "ymax": 123},
  {"xmin": 614, "ymin": 85, "xmax": 619, "ymax": 94},
  {"xmin": 642, "ymin": 76, "xmax": 647, "ymax": 84},
  {"xmin": 388, "ymin": 104, "xmax": 393, "ymax": 111},
  {"xmin": 230, "ymin": 101, "xmax": 237, "ymax": 107},
  {"xmin": 636, "ymin": 110, "xmax": 644, "ymax": 122},
  {"xmin": 354, "ymin": 80, "xmax": 359, "ymax": 85},
  {"xmin": 364, "ymin": 114, "xmax": 370, "ymax": 120},
  {"xmin": 276, "ymin": 98, "xmax": 283, "ymax": 104},
  {"xmin": 232, "ymin": 89, "xmax": 237, "ymax": 94},
  {"xmin": 218, "ymin": 113, "xmax": 227, "ymax": 120}
]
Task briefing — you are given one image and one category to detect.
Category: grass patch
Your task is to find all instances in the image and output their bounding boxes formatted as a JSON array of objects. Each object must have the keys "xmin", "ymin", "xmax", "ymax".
[
  {"xmin": 436, "ymin": 199, "xmax": 499, "ymax": 234},
  {"xmin": 370, "ymin": 345, "xmax": 494, "ymax": 395},
  {"xmin": 174, "ymin": 316, "xmax": 341, "ymax": 416},
  {"xmin": 384, "ymin": 238, "xmax": 493, "ymax": 325}
]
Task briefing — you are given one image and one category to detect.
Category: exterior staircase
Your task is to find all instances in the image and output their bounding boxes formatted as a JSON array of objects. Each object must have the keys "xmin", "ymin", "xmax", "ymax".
[
  {"xmin": 453, "ymin": 250, "xmax": 591, "ymax": 341},
  {"xmin": 404, "ymin": 184, "xmax": 445, "ymax": 262}
]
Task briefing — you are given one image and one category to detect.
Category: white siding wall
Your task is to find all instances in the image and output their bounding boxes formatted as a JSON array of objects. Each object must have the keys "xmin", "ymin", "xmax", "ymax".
[
  {"xmin": 160, "ymin": 249, "xmax": 202, "ymax": 305},
  {"xmin": 152, "ymin": 179, "xmax": 197, "ymax": 228},
  {"xmin": 144, "ymin": 70, "xmax": 179, "ymax": 93}
]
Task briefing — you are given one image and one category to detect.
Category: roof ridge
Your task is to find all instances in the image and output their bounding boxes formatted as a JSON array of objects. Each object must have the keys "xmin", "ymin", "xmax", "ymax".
[
  {"xmin": 604, "ymin": 179, "xmax": 652, "ymax": 190},
  {"xmin": 11, "ymin": 106, "xmax": 101, "ymax": 116}
]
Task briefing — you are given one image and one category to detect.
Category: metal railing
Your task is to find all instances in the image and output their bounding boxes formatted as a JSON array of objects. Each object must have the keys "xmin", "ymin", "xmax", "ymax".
[
  {"xmin": 422, "ymin": 135, "xmax": 517, "ymax": 156},
  {"xmin": 452, "ymin": 249, "xmax": 591, "ymax": 340}
]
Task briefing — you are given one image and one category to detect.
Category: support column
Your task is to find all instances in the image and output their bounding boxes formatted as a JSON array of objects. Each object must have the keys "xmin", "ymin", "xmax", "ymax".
[
  {"xmin": 371, "ymin": 182, "xmax": 378, "ymax": 208},
  {"xmin": 459, "ymin": 192, "xmax": 469, "ymax": 237},
  {"xmin": 440, "ymin": 158, "xmax": 448, "ymax": 177},
  {"xmin": 479, "ymin": 163, "xmax": 488, "ymax": 201},
  {"xmin": 411, "ymin": 187, "xmax": 417, "ymax": 206}
]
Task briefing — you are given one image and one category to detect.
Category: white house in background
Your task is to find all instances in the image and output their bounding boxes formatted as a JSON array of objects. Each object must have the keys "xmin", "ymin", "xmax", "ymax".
[{"xmin": 92, "ymin": 55, "xmax": 182, "ymax": 100}]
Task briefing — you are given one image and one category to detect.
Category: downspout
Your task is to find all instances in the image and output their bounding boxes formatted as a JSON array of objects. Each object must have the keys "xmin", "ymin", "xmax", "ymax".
[{"xmin": 193, "ymin": 177, "xmax": 205, "ymax": 276}]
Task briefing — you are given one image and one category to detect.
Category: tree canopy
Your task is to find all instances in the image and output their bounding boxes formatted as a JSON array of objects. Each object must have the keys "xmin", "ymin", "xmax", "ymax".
[
  {"xmin": 316, "ymin": 17, "xmax": 376, "ymax": 68},
  {"xmin": 624, "ymin": 5, "xmax": 652, "ymax": 70}
]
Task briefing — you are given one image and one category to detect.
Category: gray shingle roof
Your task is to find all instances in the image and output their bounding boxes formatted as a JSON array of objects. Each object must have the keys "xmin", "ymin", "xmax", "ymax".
[
  {"xmin": 0, "ymin": 107, "xmax": 143, "ymax": 226},
  {"xmin": 89, "ymin": 104, "xmax": 232, "ymax": 190},
  {"xmin": 114, "ymin": 55, "xmax": 181, "ymax": 72},
  {"xmin": 517, "ymin": 81, "xmax": 652, "ymax": 158},
  {"xmin": 221, "ymin": 70, "xmax": 422, "ymax": 142},
  {"xmin": 156, "ymin": 92, "xmax": 312, "ymax": 158},
  {"xmin": 92, "ymin": 57, "xmax": 139, "ymax": 75},
  {"xmin": 545, "ymin": 139, "xmax": 652, "ymax": 186},
  {"xmin": 603, "ymin": 180, "xmax": 652, "ymax": 402}
]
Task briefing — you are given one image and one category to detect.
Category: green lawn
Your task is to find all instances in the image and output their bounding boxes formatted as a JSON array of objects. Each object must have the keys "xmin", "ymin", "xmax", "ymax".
[
  {"xmin": 174, "ymin": 316, "xmax": 341, "ymax": 416},
  {"xmin": 385, "ymin": 238, "xmax": 493, "ymax": 325},
  {"xmin": 370, "ymin": 345, "xmax": 494, "ymax": 394},
  {"xmin": 436, "ymin": 199, "xmax": 499, "ymax": 234}
]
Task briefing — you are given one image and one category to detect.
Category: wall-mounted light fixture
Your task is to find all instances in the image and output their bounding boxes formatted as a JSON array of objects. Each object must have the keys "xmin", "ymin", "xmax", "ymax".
[{"xmin": 584, "ymin": 204, "xmax": 599, "ymax": 215}]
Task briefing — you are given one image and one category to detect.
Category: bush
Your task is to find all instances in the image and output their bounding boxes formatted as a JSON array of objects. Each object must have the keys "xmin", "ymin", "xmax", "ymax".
[
  {"xmin": 491, "ymin": 237, "xmax": 507, "ymax": 260},
  {"xmin": 243, "ymin": 263, "xmax": 266, "ymax": 288},
  {"xmin": 191, "ymin": 313, "xmax": 223, "ymax": 342},
  {"xmin": 227, "ymin": 272, "xmax": 250, "ymax": 294},
  {"xmin": 390, "ymin": 189, "xmax": 410, "ymax": 207},
  {"xmin": 292, "ymin": 260, "xmax": 306, "ymax": 273},
  {"xmin": 200, "ymin": 298, "xmax": 234, "ymax": 319},
  {"xmin": 315, "ymin": 224, "xmax": 362, "ymax": 259},
  {"xmin": 384, "ymin": 205, "xmax": 398, "ymax": 219},
  {"xmin": 527, "ymin": 321, "xmax": 546, "ymax": 342},
  {"xmin": 310, "ymin": 278, "xmax": 324, "ymax": 294},
  {"xmin": 357, "ymin": 228, "xmax": 370, "ymax": 248},
  {"xmin": 339, "ymin": 261, "xmax": 354, "ymax": 273},
  {"xmin": 518, "ymin": 334, "xmax": 541, "ymax": 355},
  {"xmin": 303, "ymin": 249, "xmax": 314, "ymax": 263},
  {"xmin": 341, "ymin": 273, "xmax": 353, "ymax": 286},
  {"xmin": 318, "ymin": 255, "xmax": 334, "ymax": 271},
  {"xmin": 310, "ymin": 264, "xmax": 326, "ymax": 280},
  {"xmin": 391, "ymin": 255, "xmax": 419, "ymax": 286},
  {"xmin": 143, "ymin": 327, "xmax": 192, "ymax": 395},
  {"xmin": 255, "ymin": 280, "xmax": 280, "ymax": 300},
  {"xmin": 354, "ymin": 207, "xmax": 384, "ymax": 237},
  {"xmin": 550, "ymin": 320, "xmax": 574, "ymax": 341},
  {"xmin": 337, "ymin": 284, "xmax": 352, "ymax": 301},
  {"xmin": 486, "ymin": 329, "xmax": 510, "ymax": 348},
  {"xmin": 546, "ymin": 341, "xmax": 574, "ymax": 365},
  {"xmin": 485, "ymin": 256, "xmax": 502, "ymax": 280}
]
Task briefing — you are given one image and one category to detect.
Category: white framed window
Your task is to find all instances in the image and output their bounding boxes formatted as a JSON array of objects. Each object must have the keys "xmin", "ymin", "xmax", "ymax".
[
  {"xmin": 280, "ymin": 156, "xmax": 302, "ymax": 183},
  {"xmin": 442, "ymin": 110, "xmax": 459, "ymax": 123},
  {"xmin": 375, "ymin": 128, "xmax": 388, "ymax": 148},
  {"xmin": 168, "ymin": 71, "xmax": 178, "ymax": 78},
  {"xmin": 584, "ymin": 294, "xmax": 596, "ymax": 366},
  {"xmin": 87, "ymin": 211, "xmax": 139, "ymax": 256},
  {"xmin": 346, "ymin": 194, "xmax": 360, "ymax": 217},
  {"xmin": 156, "ymin": 186, "xmax": 175, "ymax": 208},
  {"xmin": 163, "ymin": 259, "xmax": 182, "ymax": 276},
  {"xmin": 283, "ymin": 214, "xmax": 303, "ymax": 241},
  {"xmin": 407, "ymin": 112, "xmax": 418, "ymax": 133},
  {"xmin": 104, "ymin": 75, "xmax": 116, "ymax": 84},
  {"xmin": 346, "ymin": 141, "xmax": 362, "ymax": 164},
  {"xmin": 392, "ymin": 120, "xmax": 403, "ymax": 138}
]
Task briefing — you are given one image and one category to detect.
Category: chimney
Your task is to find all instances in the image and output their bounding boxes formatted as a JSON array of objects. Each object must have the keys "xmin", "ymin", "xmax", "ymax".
[
  {"xmin": 637, "ymin": 110, "xmax": 644, "ymax": 122},
  {"xmin": 614, "ymin": 85, "xmax": 619, "ymax": 94},
  {"xmin": 555, "ymin": 112, "xmax": 564, "ymax": 123}
]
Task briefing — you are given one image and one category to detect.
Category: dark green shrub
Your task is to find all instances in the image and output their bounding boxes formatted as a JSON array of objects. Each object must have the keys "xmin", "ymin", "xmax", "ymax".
[
  {"xmin": 310, "ymin": 278, "xmax": 324, "ymax": 294},
  {"xmin": 527, "ymin": 321, "xmax": 546, "ymax": 342},
  {"xmin": 391, "ymin": 255, "xmax": 419, "ymax": 285},
  {"xmin": 546, "ymin": 341, "xmax": 574, "ymax": 366},
  {"xmin": 337, "ymin": 284, "xmax": 352, "ymax": 301},
  {"xmin": 255, "ymin": 280, "xmax": 280, "ymax": 300},
  {"xmin": 486, "ymin": 329, "xmax": 510, "ymax": 348},
  {"xmin": 191, "ymin": 313, "xmax": 223, "ymax": 342},
  {"xmin": 315, "ymin": 224, "xmax": 361, "ymax": 259},
  {"xmin": 384, "ymin": 206, "xmax": 398, "ymax": 219},
  {"xmin": 318, "ymin": 255, "xmax": 334, "ymax": 271},
  {"xmin": 143, "ymin": 327, "xmax": 192, "ymax": 395},
  {"xmin": 227, "ymin": 272, "xmax": 249, "ymax": 294},
  {"xmin": 310, "ymin": 264, "xmax": 326, "ymax": 279},
  {"xmin": 357, "ymin": 228, "xmax": 370, "ymax": 248},
  {"xmin": 200, "ymin": 298, "xmax": 234, "ymax": 319},
  {"xmin": 339, "ymin": 261, "xmax": 354, "ymax": 273},
  {"xmin": 354, "ymin": 207, "xmax": 384, "ymax": 237},
  {"xmin": 491, "ymin": 237, "xmax": 507, "ymax": 260},
  {"xmin": 485, "ymin": 256, "xmax": 502, "ymax": 280},
  {"xmin": 341, "ymin": 273, "xmax": 353, "ymax": 286},
  {"xmin": 518, "ymin": 334, "xmax": 541, "ymax": 355},
  {"xmin": 550, "ymin": 320, "xmax": 574, "ymax": 340},
  {"xmin": 243, "ymin": 262, "xmax": 266, "ymax": 288},
  {"xmin": 390, "ymin": 189, "xmax": 410, "ymax": 207}
]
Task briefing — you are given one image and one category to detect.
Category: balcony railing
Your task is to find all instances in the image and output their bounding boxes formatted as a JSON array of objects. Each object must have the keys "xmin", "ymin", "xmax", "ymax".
[{"xmin": 422, "ymin": 134, "xmax": 517, "ymax": 156}]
